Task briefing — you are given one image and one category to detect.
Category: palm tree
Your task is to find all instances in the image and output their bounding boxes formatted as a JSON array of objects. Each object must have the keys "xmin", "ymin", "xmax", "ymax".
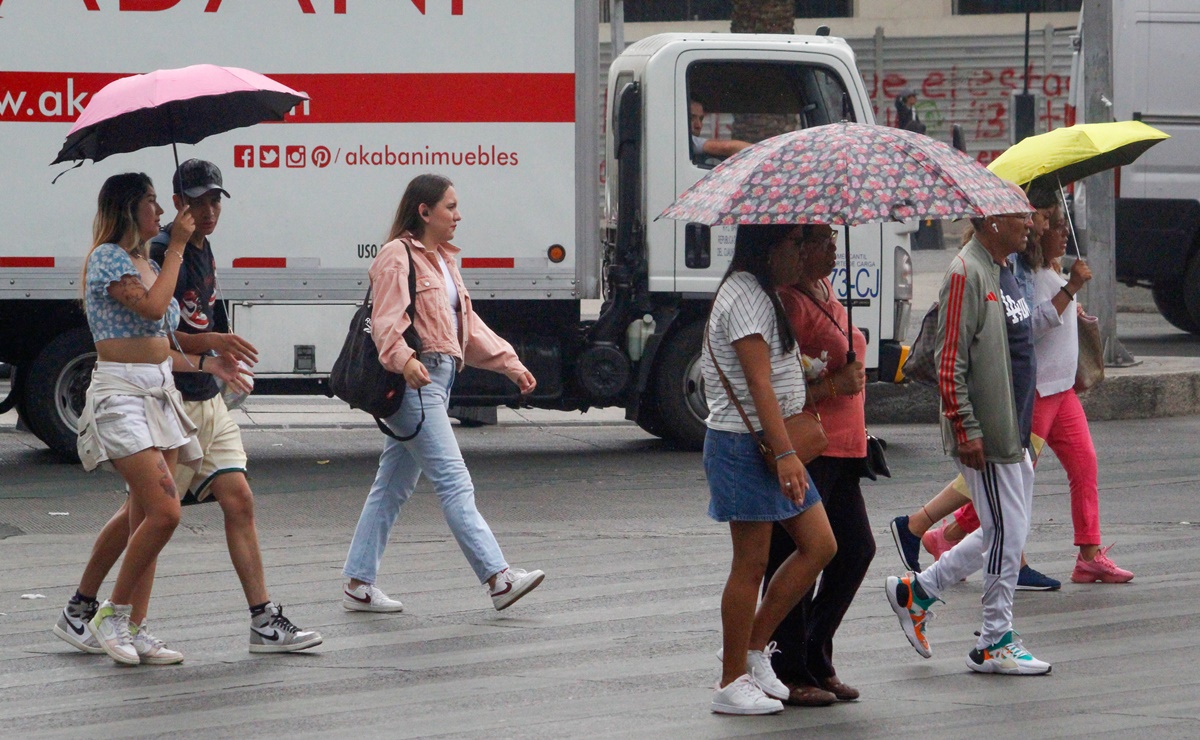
[
  {"xmin": 729, "ymin": 0, "xmax": 795, "ymax": 142},
  {"xmin": 730, "ymin": 0, "xmax": 795, "ymax": 33}
]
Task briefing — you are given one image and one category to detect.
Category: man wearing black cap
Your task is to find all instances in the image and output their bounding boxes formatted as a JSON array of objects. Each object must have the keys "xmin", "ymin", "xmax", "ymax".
[{"xmin": 52, "ymin": 160, "xmax": 322, "ymax": 657}]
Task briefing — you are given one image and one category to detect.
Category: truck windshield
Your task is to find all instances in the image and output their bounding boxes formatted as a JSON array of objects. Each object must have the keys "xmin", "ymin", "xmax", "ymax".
[{"xmin": 687, "ymin": 60, "xmax": 853, "ymax": 168}]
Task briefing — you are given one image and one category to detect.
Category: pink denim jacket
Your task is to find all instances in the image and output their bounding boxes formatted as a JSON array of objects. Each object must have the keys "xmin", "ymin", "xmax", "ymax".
[{"xmin": 369, "ymin": 235, "xmax": 528, "ymax": 382}]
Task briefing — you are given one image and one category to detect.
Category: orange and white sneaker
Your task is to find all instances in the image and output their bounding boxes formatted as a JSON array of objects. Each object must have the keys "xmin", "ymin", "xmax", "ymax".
[
  {"xmin": 885, "ymin": 571, "xmax": 937, "ymax": 658},
  {"xmin": 1070, "ymin": 545, "xmax": 1134, "ymax": 583}
]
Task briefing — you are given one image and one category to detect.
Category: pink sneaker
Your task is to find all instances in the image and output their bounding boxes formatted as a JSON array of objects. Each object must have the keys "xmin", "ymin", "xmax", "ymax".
[
  {"xmin": 921, "ymin": 523, "xmax": 957, "ymax": 561},
  {"xmin": 1071, "ymin": 544, "xmax": 1134, "ymax": 583}
]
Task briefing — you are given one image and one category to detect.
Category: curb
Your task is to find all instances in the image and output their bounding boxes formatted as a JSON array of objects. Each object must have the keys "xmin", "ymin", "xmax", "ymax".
[{"xmin": 866, "ymin": 357, "xmax": 1200, "ymax": 424}]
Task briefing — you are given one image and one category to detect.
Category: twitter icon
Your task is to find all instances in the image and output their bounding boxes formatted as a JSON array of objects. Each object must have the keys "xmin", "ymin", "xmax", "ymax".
[{"xmin": 260, "ymin": 146, "xmax": 280, "ymax": 168}]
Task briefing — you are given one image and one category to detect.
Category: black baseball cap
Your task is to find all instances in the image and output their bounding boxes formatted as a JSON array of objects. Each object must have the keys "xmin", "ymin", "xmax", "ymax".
[{"xmin": 172, "ymin": 158, "xmax": 231, "ymax": 199}]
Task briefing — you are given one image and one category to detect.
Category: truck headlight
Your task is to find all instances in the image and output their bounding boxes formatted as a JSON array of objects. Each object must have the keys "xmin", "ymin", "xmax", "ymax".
[{"xmin": 893, "ymin": 245, "xmax": 912, "ymax": 343}]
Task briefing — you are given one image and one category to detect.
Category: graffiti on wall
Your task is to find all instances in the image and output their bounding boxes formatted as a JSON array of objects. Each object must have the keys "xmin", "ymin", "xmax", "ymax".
[{"xmin": 860, "ymin": 64, "xmax": 1072, "ymax": 164}]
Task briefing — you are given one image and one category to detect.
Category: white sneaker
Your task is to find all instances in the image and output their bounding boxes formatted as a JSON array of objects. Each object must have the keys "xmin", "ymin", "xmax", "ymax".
[
  {"xmin": 711, "ymin": 674, "xmax": 784, "ymax": 715},
  {"xmin": 53, "ymin": 602, "xmax": 105, "ymax": 654},
  {"xmin": 87, "ymin": 601, "xmax": 139, "ymax": 666},
  {"xmin": 342, "ymin": 582, "xmax": 405, "ymax": 612},
  {"xmin": 744, "ymin": 641, "xmax": 789, "ymax": 700},
  {"xmin": 131, "ymin": 621, "xmax": 184, "ymax": 665},
  {"xmin": 966, "ymin": 630, "xmax": 1052, "ymax": 675},
  {"xmin": 488, "ymin": 567, "xmax": 545, "ymax": 611}
]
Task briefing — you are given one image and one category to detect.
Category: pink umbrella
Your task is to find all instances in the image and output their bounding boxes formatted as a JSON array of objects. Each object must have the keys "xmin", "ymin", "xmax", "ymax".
[
  {"xmin": 51, "ymin": 64, "xmax": 307, "ymax": 168},
  {"xmin": 660, "ymin": 122, "xmax": 1032, "ymax": 361}
]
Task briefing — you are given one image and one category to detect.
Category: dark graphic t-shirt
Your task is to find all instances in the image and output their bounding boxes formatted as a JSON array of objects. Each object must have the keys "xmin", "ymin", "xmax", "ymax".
[
  {"xmin": 998, "ymin": 264, "xmax": 1036, "ymax": 448},
  {"xmin": 150, "ymin": 227, "xmax": 222, "ymax": 402}
]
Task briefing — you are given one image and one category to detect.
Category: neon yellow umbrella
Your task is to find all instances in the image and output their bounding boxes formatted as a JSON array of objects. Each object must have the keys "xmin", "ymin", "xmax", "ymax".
[{"xmin": 987, "ymin": 120, "xmax": 1169, "ymax": 193}]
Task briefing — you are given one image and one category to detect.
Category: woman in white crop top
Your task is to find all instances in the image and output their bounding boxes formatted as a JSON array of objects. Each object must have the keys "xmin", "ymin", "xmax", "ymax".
[{"xmin": 77, "ymin": 173, "xmax": 250, "ymax": 665}]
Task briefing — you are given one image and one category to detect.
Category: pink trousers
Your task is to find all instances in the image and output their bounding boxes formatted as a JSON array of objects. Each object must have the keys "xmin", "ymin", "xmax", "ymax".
[{"xmin": 952, "ymin": 388, "xmax": 1101, "ymax": 547}]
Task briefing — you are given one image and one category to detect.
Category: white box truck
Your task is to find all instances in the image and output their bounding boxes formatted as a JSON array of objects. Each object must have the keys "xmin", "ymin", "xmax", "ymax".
[
  {"xmin": 0, "ymin": 0, "xmax": 913, "ymax": 458},
  {"xmin": 1072, "ymin": 0, "xmax": 1200, "ymax": 332}
]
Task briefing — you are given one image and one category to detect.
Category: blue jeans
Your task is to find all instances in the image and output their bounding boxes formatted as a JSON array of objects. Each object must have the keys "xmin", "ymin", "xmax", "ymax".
[{"xmin": 342, "ymin": 354, "xmax": 508, "ymax": 585}]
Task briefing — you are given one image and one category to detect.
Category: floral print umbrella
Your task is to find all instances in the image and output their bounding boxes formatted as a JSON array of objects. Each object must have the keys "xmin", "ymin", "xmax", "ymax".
[
  {"xmin": 659, "ymin": 121, "xmax": 1031, "ymax": 225},
  {"xmin": 659, "ymin": 121, "xmax": 1033, "ymax": 362}
]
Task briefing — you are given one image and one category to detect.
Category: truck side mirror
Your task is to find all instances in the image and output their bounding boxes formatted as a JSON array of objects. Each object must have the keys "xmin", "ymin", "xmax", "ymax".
[{"xmin": 685, "ymin": 223, "xmax": 711, "ymax": 269}]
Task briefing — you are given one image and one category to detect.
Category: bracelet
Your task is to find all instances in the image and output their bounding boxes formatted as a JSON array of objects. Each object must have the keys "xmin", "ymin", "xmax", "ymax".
[
  {"xmin": 1060, "ymin": 285, "xmax": 1075, "ymax": 300},
  {"xmin": 827, "ymin": 376, "xmax": 838, "ymax": 398},
  {"xmin": 166, "ymin": 249, "xmax": 185, "ymax": 260},
  {"xmin": 198, "ymin": 354, "xmax": 206, "ymax": 371},
  {"xmin": 774, "ymin": 449, "xmax": 797, "ymax": 461}
]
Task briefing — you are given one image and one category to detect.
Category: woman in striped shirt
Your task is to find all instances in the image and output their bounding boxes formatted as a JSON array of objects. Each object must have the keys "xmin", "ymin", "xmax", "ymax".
[{"xmin": 703, "ymin": 224, "xmax": 836, "ymax": 715}]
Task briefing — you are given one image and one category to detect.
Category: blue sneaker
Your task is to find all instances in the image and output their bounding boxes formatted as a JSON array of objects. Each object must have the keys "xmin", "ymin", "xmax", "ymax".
[
  {"xmin": 889, "ymin": 516, "xmax": 922, "ymax": 572},
  {"xmin": 1015, "ymin": 564, "xmax": 1061, "ymax": 591}
]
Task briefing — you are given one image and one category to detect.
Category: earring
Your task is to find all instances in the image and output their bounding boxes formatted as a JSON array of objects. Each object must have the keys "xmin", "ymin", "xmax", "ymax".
[{"xmin": 991, "ymin": 222, "xmax": 999, "ymax": 233}]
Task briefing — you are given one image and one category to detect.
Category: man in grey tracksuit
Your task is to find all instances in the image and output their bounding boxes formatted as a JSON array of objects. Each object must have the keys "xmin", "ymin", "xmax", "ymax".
[{"xmin": 886, "ymin": 207, "xmax": 1053, "ymax": 676}]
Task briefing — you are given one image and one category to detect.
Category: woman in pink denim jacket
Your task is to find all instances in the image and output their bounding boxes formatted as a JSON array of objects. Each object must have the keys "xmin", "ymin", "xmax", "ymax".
[{"xmin": 341, "ymin": 174, "xmax": 545, "ymax": 613}]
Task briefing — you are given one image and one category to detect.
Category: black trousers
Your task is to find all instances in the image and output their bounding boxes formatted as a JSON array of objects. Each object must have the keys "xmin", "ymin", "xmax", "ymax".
[{"xmin": 762, "ymin": 455, "xmax": 876, "ymax": 685}]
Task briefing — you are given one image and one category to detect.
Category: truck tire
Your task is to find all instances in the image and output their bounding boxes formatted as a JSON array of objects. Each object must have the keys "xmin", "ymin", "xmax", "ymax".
[
  {"xmin": 20, "ymin": 327, "xmax": 95, "ymax": 461},
  {"xmin": 652, "ymin": 321, "xmax": 708, "ymax": 450},
  {"xmin": 1182, "ymin": 253, "xmax": 1200, "ymax": 335},
  {"xmin": 1152, "ymin": 280, "xmax": 1200, "ymax": 334}
]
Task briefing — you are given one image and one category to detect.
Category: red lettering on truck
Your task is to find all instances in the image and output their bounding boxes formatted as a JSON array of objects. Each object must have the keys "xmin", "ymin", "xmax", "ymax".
[{"xmin": 1, "ymin": 72, "xmax": 573, "ymax": 124}]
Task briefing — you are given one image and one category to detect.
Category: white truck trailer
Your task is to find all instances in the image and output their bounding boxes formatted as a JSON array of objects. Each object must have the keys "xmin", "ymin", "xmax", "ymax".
[
  {"xmin": 0, "ymin": 0, "xmax": 912, "ymax": 457},
  {"xmin": 1071, "ymin": 0, "xmax": 1200, "ymax": 332}
]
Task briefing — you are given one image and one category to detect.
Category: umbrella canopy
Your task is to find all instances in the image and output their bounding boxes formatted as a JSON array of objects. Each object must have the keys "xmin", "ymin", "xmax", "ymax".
[
  {"xmin": 660, "ymin": 121, "xmax": 1032, "ymax": 364},
  {"xmin": 659, "ymin": 121, "xmax": 1031, "ymax": 226},
  {"xmin": 986, "ymin": 120, "xmax": 1169, "ymax": 195},
  {"xmin": 52, "ymin": 64, "xmax": 307, "ymax": 165}
]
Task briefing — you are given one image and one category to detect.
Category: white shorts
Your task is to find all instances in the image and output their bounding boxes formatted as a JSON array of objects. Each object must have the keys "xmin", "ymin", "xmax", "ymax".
[
  {"xmin": 174, "ymin": 394, "xmax": 248, "ymax": 504},
  {"xmin": 86, "ymin": 360, "xmax": 201, "ymax": 469}
]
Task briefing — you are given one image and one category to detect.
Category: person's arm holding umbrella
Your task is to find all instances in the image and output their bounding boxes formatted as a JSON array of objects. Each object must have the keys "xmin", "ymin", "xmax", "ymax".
[{"xmin": 107, "ymin": 204, "xmax": 192, "ymax": 322}]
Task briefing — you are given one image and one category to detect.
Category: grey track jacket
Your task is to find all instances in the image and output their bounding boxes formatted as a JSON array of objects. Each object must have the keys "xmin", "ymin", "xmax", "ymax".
[{"xmin": 935, "ymin": 238, "xmax": 1024, "ymax": 464}]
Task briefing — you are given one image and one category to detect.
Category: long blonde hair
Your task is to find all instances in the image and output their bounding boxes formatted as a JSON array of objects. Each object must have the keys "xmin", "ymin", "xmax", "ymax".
[{"xmin": 80, "ymin": 172, "xmax": 153, "ymax": 297}]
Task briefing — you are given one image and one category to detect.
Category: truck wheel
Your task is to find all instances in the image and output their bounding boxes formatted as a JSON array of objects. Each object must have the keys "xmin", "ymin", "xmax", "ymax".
[
  {"xmin": 1152, "ymin": 280, "xmax": 1200, "ymax": 334},
  {"xmin": 653, "ymin": 321, "xmax": 708, "ymax": 450},
  {"xmin": 21, "ymin": 327, "xmax": 95, "ymax": 461},
  {"xmin": 1181, "ymin": 253, "xmax": 1200, "ymax": 335}
]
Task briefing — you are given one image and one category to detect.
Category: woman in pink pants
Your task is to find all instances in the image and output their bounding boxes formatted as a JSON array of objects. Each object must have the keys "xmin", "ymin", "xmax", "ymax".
[{"xmin": 921, "ymin": 203, "xmax": 1133, "ymax": 584}]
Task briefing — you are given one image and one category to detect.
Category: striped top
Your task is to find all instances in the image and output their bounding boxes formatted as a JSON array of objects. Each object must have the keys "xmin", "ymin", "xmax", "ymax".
[{"xmin": 702, "ymin": 271, "xmax": 807, "ymax": 433}]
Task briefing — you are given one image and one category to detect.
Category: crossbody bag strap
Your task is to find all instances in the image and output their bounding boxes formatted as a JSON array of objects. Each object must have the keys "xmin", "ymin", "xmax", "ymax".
[{"xmin": 704, "ymin": 325, "xmax": 760, "ymax": 436}]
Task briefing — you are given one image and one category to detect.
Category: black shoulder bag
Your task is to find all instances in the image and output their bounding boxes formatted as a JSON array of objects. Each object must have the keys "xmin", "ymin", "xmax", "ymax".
[{"xmin": 330, "ymin": 242, "xmax": 425, "ymax": 440}]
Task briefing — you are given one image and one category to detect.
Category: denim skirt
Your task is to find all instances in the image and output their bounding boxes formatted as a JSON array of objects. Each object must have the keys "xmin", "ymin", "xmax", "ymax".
[{"xmin": 704, "ymin": 428, "xmax": 821, "ymax": 522}]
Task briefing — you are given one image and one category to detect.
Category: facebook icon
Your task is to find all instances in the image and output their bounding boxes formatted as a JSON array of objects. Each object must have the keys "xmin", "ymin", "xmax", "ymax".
[{"xmin": 234, "ymin": 145, "xmax": 255, "ymax": 168}]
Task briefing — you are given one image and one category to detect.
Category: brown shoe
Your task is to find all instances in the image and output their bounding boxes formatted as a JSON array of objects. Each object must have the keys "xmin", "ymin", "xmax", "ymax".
[
  {"xmin": 819, "ymin": 676, "xmax": 860, "ymax": 702},
  {"xmin": 783, "ymin": 682, "xmax": 837, "ymax": 707}
]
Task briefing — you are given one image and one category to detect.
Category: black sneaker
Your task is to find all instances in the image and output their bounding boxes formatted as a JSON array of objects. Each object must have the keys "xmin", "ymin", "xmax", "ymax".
[
  {"xmin": 250, "ymin": 603, "xmax": 323, "ymax": 653},
  {"xmin": 889, "ymin": 516, "xmax": 923, "ymax": 572},
  {"xmin": 1015, "ymin": 564, "xmax": 1061, "ymax": 591}
]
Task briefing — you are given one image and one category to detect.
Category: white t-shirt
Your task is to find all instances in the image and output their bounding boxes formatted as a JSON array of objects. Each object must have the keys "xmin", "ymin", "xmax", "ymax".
[
  {"xmin": 702, "ymin": 271, "xmax": 807, "ymax": 432},
  {"xmin": 1031, "ymin": 266, "xmax": 1078, "ymax": 396},
  {"xmin": 436, "ymin": 252, "xmax": 461, "ymax": 336}
]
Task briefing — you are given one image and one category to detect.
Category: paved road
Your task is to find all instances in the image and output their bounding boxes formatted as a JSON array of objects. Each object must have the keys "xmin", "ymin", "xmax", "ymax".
[{"xmin": 1, "ymin": 411, "xmax": 1198, "ymax": 738}]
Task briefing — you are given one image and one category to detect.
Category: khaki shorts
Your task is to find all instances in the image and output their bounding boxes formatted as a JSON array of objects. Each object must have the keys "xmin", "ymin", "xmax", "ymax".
[
  {"xmin": 174, "ymin": 395, "xmax": 248, "ymax": 505},
  {"xmin": 949, "ymin": 433, "xmax": 1045, "ymax": 500}
]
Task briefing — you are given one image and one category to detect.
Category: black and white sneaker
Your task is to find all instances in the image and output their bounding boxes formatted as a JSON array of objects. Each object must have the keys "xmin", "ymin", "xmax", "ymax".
[
  {"xmin": 53, "ymin": 601, "xmax": 105, "ymax": 654},
  {"xmin": 249, "ymin": 603, "xmax": 323, "ymax": 653}
]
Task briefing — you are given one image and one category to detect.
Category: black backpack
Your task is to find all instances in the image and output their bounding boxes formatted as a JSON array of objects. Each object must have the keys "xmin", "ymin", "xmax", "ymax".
[{"xmin": 330, "ymin": 242, "xmax": 424, "ymax": 439}]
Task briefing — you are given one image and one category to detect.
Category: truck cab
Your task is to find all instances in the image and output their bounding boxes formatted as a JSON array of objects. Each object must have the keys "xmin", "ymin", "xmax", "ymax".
[{"xmin": 602, "ymin": 34, "xmax": 913, "ymax": 446}]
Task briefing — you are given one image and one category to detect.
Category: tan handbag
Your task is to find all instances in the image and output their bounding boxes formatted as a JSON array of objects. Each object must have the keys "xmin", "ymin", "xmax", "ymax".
[
  {"xmin": 1075, "ymin": 312, "xmax": 1104, "ymax": 393},
  {"xmin": 705, "ymin": 330, "xmax": 828, "ymax": 472}
]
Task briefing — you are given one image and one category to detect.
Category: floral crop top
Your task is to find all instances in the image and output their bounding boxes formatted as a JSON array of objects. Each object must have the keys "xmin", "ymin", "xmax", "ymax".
[{"xmin": 85, "ymin": 243, "xmax": 180, "ymax": 341}]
